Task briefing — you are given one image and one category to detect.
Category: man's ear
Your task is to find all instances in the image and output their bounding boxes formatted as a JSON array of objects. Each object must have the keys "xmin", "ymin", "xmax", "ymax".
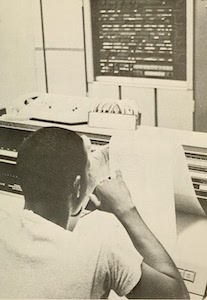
[{"xmin": 73, "ymin": 175, "xmax": 81, "ymax": 199}]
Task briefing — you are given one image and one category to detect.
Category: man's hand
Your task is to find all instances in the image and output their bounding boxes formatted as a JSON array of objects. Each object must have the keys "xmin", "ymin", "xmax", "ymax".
[
  {"xmin": 84, "ymin": 138, "xmax": 110, "ymax": 194},
  {"xmin": 91, "ymin": 170, "xmax": 135, "ymax": 217}
]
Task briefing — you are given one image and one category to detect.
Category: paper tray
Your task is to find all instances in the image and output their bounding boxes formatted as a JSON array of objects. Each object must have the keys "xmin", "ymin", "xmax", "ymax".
[{"xmin": 88, "ymin": 112, "xmax": 141, "ymax": 130}]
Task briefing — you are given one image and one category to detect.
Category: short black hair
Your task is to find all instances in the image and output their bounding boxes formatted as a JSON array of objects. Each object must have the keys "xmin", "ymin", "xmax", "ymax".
[{"xmin": 17, "ymin": 127, "xmax": 87, "ymax": 207}]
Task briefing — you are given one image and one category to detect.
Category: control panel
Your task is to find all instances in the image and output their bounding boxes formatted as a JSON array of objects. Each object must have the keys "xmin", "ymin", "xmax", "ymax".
[
  {"xmin": 177, "ymin": 263, "xmax": 207, "ymax": 298},
  {"xmin": 184, "ymin": 145, "xmax": 207, "ymax": 214},
  {"xmin": 91, "ymin": 0, "xmax": 187, "ymax": 81},
  {"xmin": 0, "ymin": 126, "xmax": 32, "ymax": 194}
]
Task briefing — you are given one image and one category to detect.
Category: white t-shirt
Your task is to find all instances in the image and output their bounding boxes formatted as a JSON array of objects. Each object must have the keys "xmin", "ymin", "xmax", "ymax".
[{"xmin": 0, "ymin": 208, "xmax": 143, "ymax": 299}]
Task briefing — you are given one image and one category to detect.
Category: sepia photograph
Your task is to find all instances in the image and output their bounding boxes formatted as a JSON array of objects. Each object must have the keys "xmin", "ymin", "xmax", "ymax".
[{"xmin": 0, "ymin": 0, "xmax": 206, "ymax": 299}]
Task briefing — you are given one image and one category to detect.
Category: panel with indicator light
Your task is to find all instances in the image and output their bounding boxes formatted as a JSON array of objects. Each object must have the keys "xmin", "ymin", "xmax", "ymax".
[{"xmin": 91, "ymin": 0, "xmax": 187, "ymax": 81}]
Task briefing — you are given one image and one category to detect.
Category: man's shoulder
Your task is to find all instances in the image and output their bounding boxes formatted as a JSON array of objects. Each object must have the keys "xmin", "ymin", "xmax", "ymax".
[
  {"xmin": 75, "ymin": 210, "xmax": 134, "ymax": 258},
  {"xmin": 77, "ymin": 210, "xmax": 121, "ymax": 236}
]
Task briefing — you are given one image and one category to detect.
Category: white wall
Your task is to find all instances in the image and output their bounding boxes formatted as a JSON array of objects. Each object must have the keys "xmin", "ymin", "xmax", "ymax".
[
  {"xmin": 0, "ymin": 0, "xmax": 195, "ymax": 131},
  {"xmin": 32, "ymin": 0, "xmax": 87, "ymax": 96},
  {"xmin": 0, "ymin": 0, "xmax": 37, "ymax": 107}
]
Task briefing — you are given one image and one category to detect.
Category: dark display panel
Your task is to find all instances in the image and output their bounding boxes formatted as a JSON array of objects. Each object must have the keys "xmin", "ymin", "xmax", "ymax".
[
  {"xmin": 0, "ymin": 127, "xmax": 31, "ymax": 152},
  {"xmin": 0, "ymin": 127, "xmax": 32, "ymax": 194},
  {"xmin": 91, "ymin": 0, "xmax": 187, "ymax": 80}
]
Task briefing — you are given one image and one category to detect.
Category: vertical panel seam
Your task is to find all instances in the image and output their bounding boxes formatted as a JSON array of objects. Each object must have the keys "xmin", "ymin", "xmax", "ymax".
[{"xmin": 40, "ymin": 0, "xmax": 49, "ymax": 93}]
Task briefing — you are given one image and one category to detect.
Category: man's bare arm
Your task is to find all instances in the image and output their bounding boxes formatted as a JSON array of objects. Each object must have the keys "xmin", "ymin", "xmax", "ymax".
[
  {"xmin": 117, "ymin": 206, "xmax": 189, "ymax": 299},
  {"xmin": 93, "ymin": 170, "xmax": 189, "ymax": 299}
]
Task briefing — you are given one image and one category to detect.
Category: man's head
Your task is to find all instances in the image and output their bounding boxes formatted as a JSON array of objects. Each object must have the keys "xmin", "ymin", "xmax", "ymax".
[{"xmin": 17, "ymin": 127, "xmax": 89, "ymax": 229}]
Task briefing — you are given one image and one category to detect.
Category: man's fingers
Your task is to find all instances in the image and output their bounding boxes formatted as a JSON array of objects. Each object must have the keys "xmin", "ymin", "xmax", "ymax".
[
  {"xmin": 100, "ymin": 144, "xmax": 109, "ymax": 156},
  {"xmin": 115, "ymin": 169, "xmax": 122, "ymax": 179},
  {"xmin": 93, "ymin": 144, "xmax": 109, "ymax": 162},
  {"xmin": 89, "ymin": 194, "xmax": 101, "ymax": 208},
  {"xmin": 100, "ymin": 150, "xmax": 109, "ymax": 163}
]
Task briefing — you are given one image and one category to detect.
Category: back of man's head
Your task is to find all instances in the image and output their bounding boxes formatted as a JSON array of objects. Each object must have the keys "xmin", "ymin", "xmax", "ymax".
[{"xmin": 17, "ymin": 127, "xmax": 87, "ymax": 210}]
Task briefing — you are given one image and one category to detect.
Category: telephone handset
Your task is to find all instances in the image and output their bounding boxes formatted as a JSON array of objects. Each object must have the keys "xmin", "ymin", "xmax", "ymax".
[{"xmin": 7, "ymin": 92, "xmax": 41, "ymax": 113}]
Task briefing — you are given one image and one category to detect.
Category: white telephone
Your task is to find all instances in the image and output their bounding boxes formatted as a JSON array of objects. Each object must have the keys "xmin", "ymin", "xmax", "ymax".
[{"xmin": 5, "ymin": 92, "xmax": 90, "ymax": 125}]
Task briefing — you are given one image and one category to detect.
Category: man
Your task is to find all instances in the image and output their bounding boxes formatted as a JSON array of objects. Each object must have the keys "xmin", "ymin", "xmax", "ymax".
[{"xmin": 0, "ymin": 126, "xmax": 189, "ymax": 299}]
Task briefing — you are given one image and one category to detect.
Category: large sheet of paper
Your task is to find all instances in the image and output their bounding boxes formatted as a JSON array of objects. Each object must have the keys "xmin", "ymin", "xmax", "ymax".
[{"xmin": 109, "ymin": 131, "xmax": 205, "ymax": 255}]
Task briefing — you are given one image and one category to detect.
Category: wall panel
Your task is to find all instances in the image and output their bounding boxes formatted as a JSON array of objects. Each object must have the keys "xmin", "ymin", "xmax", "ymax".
[
  {"xmin": 157, "ymin": 89, "xmax": 194, "ymax": 130},
  {"xmin": 121, "ymin": 86, "xmax": 155, "ymax": 126},
  {"xmin": 88, "ymin": 82, "xmax": 119, "ymax": 99},
  {"xmin": 0, "ymin": 0, "xmax": 37, "ymax": 107},
  {"xmin": 46, "ymin": 51, "xmax": 86, "ymax": 96},
  {"xmin": 42, "ymin": 0, "xmax": 84, "ymax": 49}
]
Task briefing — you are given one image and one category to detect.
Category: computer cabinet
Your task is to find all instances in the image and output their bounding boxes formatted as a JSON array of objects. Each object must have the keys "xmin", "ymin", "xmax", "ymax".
[{"xmin": 194, "ymin": 0, "xmax": 207, "ymax": 132}]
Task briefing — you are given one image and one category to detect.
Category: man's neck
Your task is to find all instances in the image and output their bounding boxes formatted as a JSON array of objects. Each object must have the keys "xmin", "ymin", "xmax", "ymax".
[{"xmin": 24, "ymin": 201, "xmax": 69, "ymax": 229}]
